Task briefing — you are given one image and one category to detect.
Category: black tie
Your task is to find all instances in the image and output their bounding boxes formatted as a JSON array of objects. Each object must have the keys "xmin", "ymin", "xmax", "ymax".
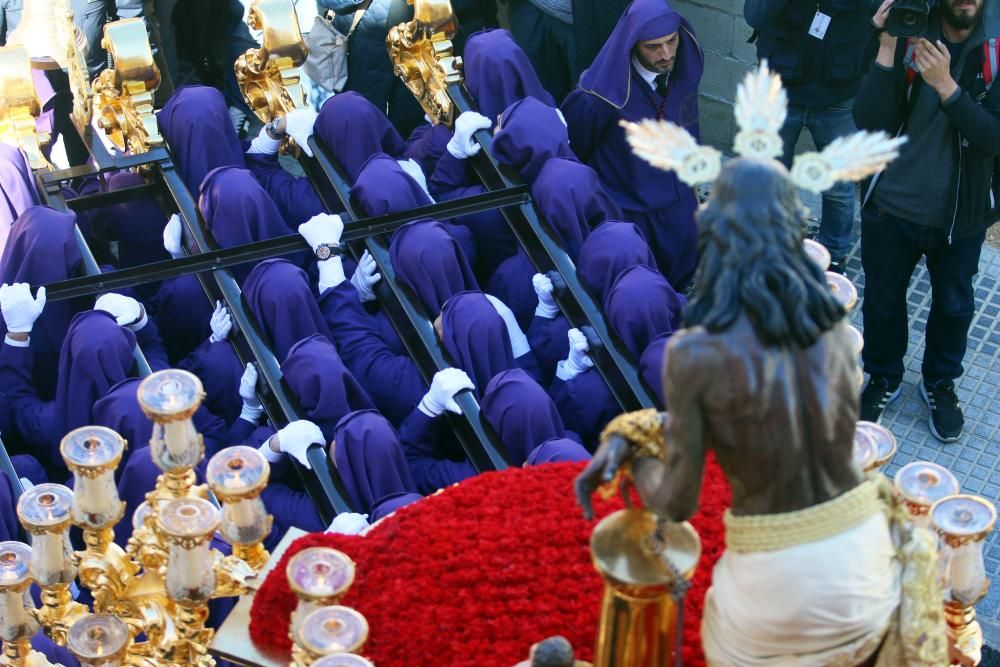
[{"xmin": 655, "ymin": 73, "xmax": 669, "ymax": 97}]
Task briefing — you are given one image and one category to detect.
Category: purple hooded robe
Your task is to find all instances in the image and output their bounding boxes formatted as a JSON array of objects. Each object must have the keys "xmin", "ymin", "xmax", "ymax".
[
  {"xmin": 331, "ymin": 410, "xmax": 418, "ymax": 514},
  {"xmin": 561, "ymin": 0, "xmax": 703, "ymax": 290},
  {"xmin": 492, "ymin": 97, "xmax": 575, "ymax": 184},
  {"xmin": 313, "ymin": 92, "xmax": 407, "ymax": 184},
  {"xmin": 0, "ymin": 144, "xmax": 41, "ymax": 255},
  {"xmin": 578, "ymin": 220, "xmax": 658, "ymax": 301},
  {"xmin": 604, "ymin": 264, "xmax": 686, "ymax": 358},
  {"xmin": 440, "ymin": 291, "xmax": 516, "ymax": 396},
  {"xmin": 464, "ymin": 29, "xmax": 556, "ymax": 127},
  {"xmin": 390, "ymin": 220, "xmax": 480, "ymax": 316},
  {"xmin": 480, "ymin": 368, "xmax": 574, "ymax": 465},
  {"xmin": 526, "ymin": 437, "xmax": 592, "ymax": 465}
]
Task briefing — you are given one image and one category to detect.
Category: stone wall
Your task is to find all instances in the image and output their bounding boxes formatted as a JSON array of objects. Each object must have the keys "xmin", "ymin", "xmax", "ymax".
[{"xmin": 672, "ymin": 0, "xmax": 756, "ymax": 152}]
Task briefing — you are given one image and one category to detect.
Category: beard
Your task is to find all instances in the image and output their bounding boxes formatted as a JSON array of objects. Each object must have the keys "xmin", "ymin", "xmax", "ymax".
[{"xmin": 941, "ymin": 0, "xmax": 984, "ymax": 30}]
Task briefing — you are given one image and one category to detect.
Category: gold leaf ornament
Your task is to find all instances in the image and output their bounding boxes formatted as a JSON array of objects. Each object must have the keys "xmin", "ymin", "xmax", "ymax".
[
  {"xmin": 732, "ymin": 60, "xmax": 787, "ymax": 160},
  {"xmin": 621, "ymin": 118, "xmax": 722, "ymax": 187}
]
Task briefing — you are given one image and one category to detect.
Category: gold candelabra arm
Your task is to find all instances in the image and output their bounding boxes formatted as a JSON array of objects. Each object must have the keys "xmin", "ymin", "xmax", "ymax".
[
  {"xmin": 93, "ymin": 18, "xmax": 162, "ymax": 155},
  {"xmin": 388, "ymin": 0, "xmax": 462, "ymax": 126},
  {"xmin": 75, "ymin": 540, "xmax": 139, "ymax": 613},
  {"xmin": 212, "ymin": 555, "xmax": 259, "ymax": 599},
  {"xmin": 0, "ymin": 46, "xmax": 53, "ymax": 170},
  {"xmin": 235, "ymin": 0, "xmax": 308, "ymax": 123}
]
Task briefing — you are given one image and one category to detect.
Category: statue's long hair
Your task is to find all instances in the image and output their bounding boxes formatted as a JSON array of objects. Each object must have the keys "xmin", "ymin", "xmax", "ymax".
[{"xmin": 685, "ymin": 159, "xmax": 845, "ymax": 348}]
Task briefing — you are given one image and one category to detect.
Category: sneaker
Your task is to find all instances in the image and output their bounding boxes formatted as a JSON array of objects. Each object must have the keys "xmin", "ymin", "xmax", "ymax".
[
  {"xmin": 827, "ymin": 256, "xmax": 847, "ymax": 275},
  {"xmin": 920, "ymin": 381, "xmax": 964, "ymax": 443},
  {"xmin": 859, "ymin": 376, "xmax": 901, "ymax": 423}
]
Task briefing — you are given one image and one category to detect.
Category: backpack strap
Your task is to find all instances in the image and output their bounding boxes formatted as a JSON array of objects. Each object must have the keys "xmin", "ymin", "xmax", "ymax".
[
  {"xmin": 984, "ymin": 38, "xmax": 999, "ymax": 91},
  {"xmin": 904, "ymin": 37, "xmax": 919, "ymax": 91}
]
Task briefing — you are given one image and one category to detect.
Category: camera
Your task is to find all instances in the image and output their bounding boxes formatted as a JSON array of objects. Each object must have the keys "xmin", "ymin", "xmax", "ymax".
[{"xmin": 885, "ymin": 0, "xmax": 939, "ymax": 37}]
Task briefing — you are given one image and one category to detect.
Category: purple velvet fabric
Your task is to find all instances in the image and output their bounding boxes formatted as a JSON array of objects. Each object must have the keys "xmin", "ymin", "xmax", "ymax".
[
  {"xmin": 243, "ymin": 259, "xmax": 333, "ymax": 363},
  {"xmin": 150, "ymin": 274, "xmax": 214, "ymax": 364},
  {"xmin": 403, "ymin": 123, "xmax": 453, "ymax": 177},
  {"xmin": 526, "ymin": 437, "xmax": 592, "ymax": 465},
  {"xmin": 179, "ymin": 340, "xmax": 245, "ymax": 426},
  {"xmin": 481, "ymin": 368, "xmax": 566, "ymax": 465},
  {"xmin": 485, "ymin": 249, "xmax": 536, "ymax": 330},
  {"xmin": 369, "ymin": 491, "xmax": 423, "ymax": 522},
  {"xmin": 351, "ymin": 153, "xmax": 432, "ymax": 215},
  {"xmin": 280, "ymin": 334, "xmax": 376, "ymax": 442},
  {"xmin": 157, "ymin": 86, "xmax": 246, "ymax": 194},
  {"xmin": 531, "ymin": 158, "xmax": 622, "ymax": 259},
  {"xmin": 604, "ymin": 265, "xmax": 686, "ymax": 358},
  {"xmin": 639, "ymin": 332, "xmax": 670, "ymax": 408},
  {"xmin": 0, "ymin": 470, "xmax": 17, "ymax": 541},
  {"xmin": 549, "ymin": 370, "xmax": 619, "ymax": 450},
  {"xmin": 391, "ymin": 220, "xmax": 480, "ymax": 315},
  {"xmin": 578, "ymin": 221, "xmax": 658, "ymax": 301},
  {"xmin": 464, "ymin": 28, "xmax": 556, "ymax": 125},
  {"xmin": 492, "ymin": 97, "xmax": 574, "ymax": 183},
  {"xmin": 55, "ymin": 311, "xmax": 136, "ymax": 440},
  {"xmin": 314, "ymin": 92, "xmax": 406, "ymax": 183},
  {"xmin": 440, "ymin": 291, "xmax": 514, "ymax": 396},
  {"xmin": 0, "ymin": 143, "xmax": 41, "ymax": 253},
  {"xmin": 332, "ymin": 410, "xmax": 417, "ymax": 514},
  {"xmin": 0, "ymin": 206, "xmax": 83, "ymax": 398}
]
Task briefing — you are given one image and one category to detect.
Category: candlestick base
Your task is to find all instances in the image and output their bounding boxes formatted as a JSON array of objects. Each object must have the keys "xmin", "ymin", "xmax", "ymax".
[
  {"xmin": 36, "ymin": 584, "xmax": 88, "ymax": 645},
  {"xmin": 162, "ymin": 600, "xmax": 215, "ymax": 667},
  {"xmin": 945, "ymin": 600, "xmax": 983, "ymax": 666},
  {"xmin": 1, "ymin": 638, "xmax": 32, "ymax": 667},
  {"xmin": 233, "ymin": 542, "xmax": 270, "ymax": 573}
]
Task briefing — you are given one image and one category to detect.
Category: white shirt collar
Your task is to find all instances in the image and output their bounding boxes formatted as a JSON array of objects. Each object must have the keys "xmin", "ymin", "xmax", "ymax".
[{"xmin": 631, "ymin": 54, "xmax": 661, "ymax": 90}]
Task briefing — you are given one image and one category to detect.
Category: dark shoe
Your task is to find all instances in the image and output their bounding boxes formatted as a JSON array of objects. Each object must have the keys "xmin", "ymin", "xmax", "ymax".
[
  {"xmin": 860, "ymin": 376, "xmax": 901, "ymax": 423},
  {"xmin": 827, "ymin": 256, "xmax": 847, "ymax": 275},
  {"xmin": 921, "ymin": 381, "xmax": 964, "ymax": 443}
]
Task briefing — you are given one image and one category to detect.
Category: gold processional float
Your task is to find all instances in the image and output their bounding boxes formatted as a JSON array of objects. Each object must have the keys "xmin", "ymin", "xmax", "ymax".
[{"xmin": 0, "ymin": 1, "xmax": 997, "ymax": 666}]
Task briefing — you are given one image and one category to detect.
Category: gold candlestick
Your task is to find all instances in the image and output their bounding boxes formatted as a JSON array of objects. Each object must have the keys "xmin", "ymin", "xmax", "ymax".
[
  {"xmin": 16, "ymin": 485, "xmax": 87, "ymax": 643},
  {"xmin": 66, "ymin": 614, "xmax": 130, "ymax": 667},
  {"xmin": 292, "ymin": 606, "xmax": 369, "ymax": 666},
  {"xmin": 0, "ymin": 542, "xmax": 41, "ymax": 667},
  {"xmin": 206, "ymin": 446, "xmax": 273, "ymax": 571},
  {"xmin": 894, "ymin": 461, "xmax": 960, "ymax": 530},
  {"xmin": 137, "ymin": 369, "xmax": 206, "ymax": 498},
  {"xmin": 286, "ymin": 548, "xmax": 356, "ymax": 637},
  {"xmin": 854, "ymin": 421, "xmax": 896, "ymax": 473}
]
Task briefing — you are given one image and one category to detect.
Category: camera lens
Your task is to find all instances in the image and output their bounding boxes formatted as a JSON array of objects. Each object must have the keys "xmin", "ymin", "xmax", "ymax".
[{"xmin": 902, "ymin": 11, "xmax": 918, "ymax": 26}]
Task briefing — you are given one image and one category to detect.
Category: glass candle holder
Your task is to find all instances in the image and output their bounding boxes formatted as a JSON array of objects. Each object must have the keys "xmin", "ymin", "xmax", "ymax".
[
  {"xmin": 158, "ymin": 498, "xmax": 220, "ymax": 602},
  {"xmin": 67, "ymin": 614, "xmax": 130, "ymax": 666},
  {"xmin": 852, "ymin": 428, "xmax": 876, "ymax": 472},
  {"xmin": 296, "ymin": 606, "xmax": 369, "ymax": 658},
  {"xmin": 825, "ymin": 272, "xmax": 858, "ymax": 312},
  {"xmin": 313, "ymin": 655, "xmax": 375, "ymax": 667},
  {"xmin": 287, "ymin": 548, "xmax": 355, "ymax": 634},
  {"xmin": 206, "ymin": 446, "xmax": 272, "ymax": 546},
  {"xmin": 0, "ymin": 542, "xmax": 39, "ymax": 643},
  {"xmin": 855, "ymin": 421, "xmax": 896, "ymax": 472},
  {"xmin": 931, "ymin": 495, "xmax": 996, "ymax": 606},
  {"xmin": 894, "ymin": 461, "xmax": 960, "ymax": 529},
  {"xmin": 61, "ymin": 426, "xmax": 126, "ymax": 530},
  {"xmin": 138, "ymin": 369, "xmax": 205, "ymax": 473},
  {"xmin": 16, "ymin": 484, "xmax": 76, "ymax": 585},
  {"xmin": 803, "ymin": 239, "xmax": 831, "ymax": 271},
  {"xmin": 845, "ymin": 324, "xmax": 864, "ymax": 357}
]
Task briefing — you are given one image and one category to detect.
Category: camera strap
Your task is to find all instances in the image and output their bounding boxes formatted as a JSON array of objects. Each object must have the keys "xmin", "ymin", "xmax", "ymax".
[{"xmin": 904, "ymin": 37, "xmax": 1000, "ymax": 95}]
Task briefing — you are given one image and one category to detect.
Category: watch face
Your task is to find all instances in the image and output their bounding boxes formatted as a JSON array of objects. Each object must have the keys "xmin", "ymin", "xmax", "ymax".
[{"xmin": 316, "ymin": 244, "xmax": 332, "ymax": 260}]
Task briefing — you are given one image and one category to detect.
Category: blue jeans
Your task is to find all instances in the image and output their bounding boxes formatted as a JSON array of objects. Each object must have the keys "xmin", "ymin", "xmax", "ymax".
[
  {"xmin": 860, "ymin": 203, "xmax": 985, "ymax": 385},
  {"xmin": 779, "ymin": 100, "xmax": 859, "ymax": 259}
]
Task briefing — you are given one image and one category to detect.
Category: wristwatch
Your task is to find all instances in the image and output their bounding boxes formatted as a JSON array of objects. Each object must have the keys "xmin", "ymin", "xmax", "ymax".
[{"xmin": 315, "ymin": 243, "xmax": 339, "ymax": 260}]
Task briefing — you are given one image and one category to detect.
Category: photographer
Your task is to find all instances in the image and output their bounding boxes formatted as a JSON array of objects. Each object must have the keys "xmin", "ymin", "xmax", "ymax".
[
  {"xmin": 744, "ymin": 0, "xmax": 874, "ymax": 274},
  {"xmin": 854, "ymin": 0, "xmax": 1000, "ymax": 441}
]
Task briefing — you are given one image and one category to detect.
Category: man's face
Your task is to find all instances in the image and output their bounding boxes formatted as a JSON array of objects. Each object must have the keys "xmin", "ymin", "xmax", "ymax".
[
  {"xmin": 634, "ymin": 31, "xmax": 680, "ymax": 74},
  {"xmin": 941, "ymin": 0, "xmax": 984, "ymax": 30}
]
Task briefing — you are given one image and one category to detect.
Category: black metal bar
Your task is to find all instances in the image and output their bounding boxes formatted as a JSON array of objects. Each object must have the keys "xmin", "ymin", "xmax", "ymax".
[
  {"xmin": 63, "ymin": 182, "xmax": 162, "ymax": 212},
  {"xmin": 39, "ymin": 186, "xmax": 531, "ymax": 302},
  {"xmin": 303, "ymin": 136, "xmax": 511, "ymax": 472},
  {"xmin": 447, "ymin": 83, "xmax": 657, "ymax": 411},
  {"xmin": 154, "ymin": 161, "xmax": 351, "ymax": 521}
]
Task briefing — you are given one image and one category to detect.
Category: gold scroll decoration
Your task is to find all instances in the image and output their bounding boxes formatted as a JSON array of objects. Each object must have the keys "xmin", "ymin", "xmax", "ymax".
[
  {"xmin": 0, "ymin": 46, "xmax": 52, "ymax": 170},
  {"xmin": 92, "ymin": 18, "xmax": 163, "ymax": 155},
  {"xmin": 235, "ymin": 0, "xmax": 309, "ymax": 123},
  {"xmin": 387, "ymin": 0, "xmax": 462, "ymax": 126}
]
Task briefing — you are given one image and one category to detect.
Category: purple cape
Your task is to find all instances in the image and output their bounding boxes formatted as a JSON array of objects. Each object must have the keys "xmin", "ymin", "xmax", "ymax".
[
  {"xmin": 314, "ymin": 92, "xmax": 406, "ymax": 183},
  {"xmin": 390, "ymin": 220, "xmax": 480, "ymax": 315},
  {"xmin": 55, "ymin": 311, "xmax": 136, "ymax": 440},
  {"xmin": 332, "ymin": 410, "xmax": 417, "ymax": 514},
  {"xmin": 0, "ymin": 206, "xmax": 84, "ymax": 398},
  {"xmin": 485, "ymin": 249, "xmax": 536, "ymax": 330},
  {"xmin": 0, "ymin": 143, "xmax": 41, "ymax": 253},
  {"xmin": 549, "ymin": 370, "xmax": 619, "ymax": 450},
  {"xmin": 243, "ymin": 259, "xmax": 334, "ymax": 363},
  {"xmin": 350, "ymin": 153, "xmax": 432, "ymax": 216},
  {"xmin": 492, "ymin": 97, "xmax": 575, "ymax": 183},
  {"xmin": 178, "ymin": 340, "xmax": 245, "ymax": 426},
  {"xmin": 369, "ymin": 491, "xmax": 423, "ymax": 522},
  {"xmin": 440, "ymin": 291, "xmax": 515, "ymax": 395},
  {"xmin": 150, "ymin": 274, "xmax": 214, "ymax": 364},
  {"xmin": 526, "ymin": 437, "xmax": 592, "ymax": 465},
  {"xmin": 158, "ymin": 86, "xmax": 246, "ymax": 194},
  {"xmin": 403, "ymin": 124, "xmax": 453, "ymax": 177},
  {"xmin": 531, "ymin": 158, "xmax": 622, "ymax": 259},
  {"xmin": 639, "ymin": 332, "xmax": 671, "ymax": 408},
  {"xmin": 578, "ymin": 0, "xmax": 697, "ymax": 110},
  {"xmin": 604, "ymin": 265, "xmax": 686, "ymax": 358},
  {"xmin": 578, "ymin": 220, "xmax": 658, "ymax": 301},
  {"xmin": 280, "ymin": 334, "xmax": 376, "ymax": 442},
  {"xmin": 481, "ymin": 368, "xmax": 566, "ymax": 465},
  {"xmin": 464, "ymin": 29, "xmax": 555, "ymax": 125}
]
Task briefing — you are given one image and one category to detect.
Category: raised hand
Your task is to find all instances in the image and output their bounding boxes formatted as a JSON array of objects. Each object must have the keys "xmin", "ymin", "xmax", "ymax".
[
  {"xmin": 419, "ymin": 368, "xmax": 475, "ymax": 417},
  {"xmin": 532, "ymin": 273, "xmax": 559, "ymax": 318},
  {"xmin": 284, "ymin": 107, "xmax": 319, "ymax": 157},
  {"xmin": 209, "ymin": 301, "xmax": 233, "ymax": 343},
  {"xmin": 0, "ymin": 283, "xmax": 45, "ymax": 334},
  {"xmin": 447, "ymin": 111, "xmax": 491, "ymax": 159},
  {"xmin": 350, "ymin": 249, "xmax": 382, "ymax": 302}
]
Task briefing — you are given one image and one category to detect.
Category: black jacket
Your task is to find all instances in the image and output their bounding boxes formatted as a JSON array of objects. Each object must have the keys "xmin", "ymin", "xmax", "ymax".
[{"xmin": 854, "ymin": 20, "xmax": 1000, "ymax": 240}]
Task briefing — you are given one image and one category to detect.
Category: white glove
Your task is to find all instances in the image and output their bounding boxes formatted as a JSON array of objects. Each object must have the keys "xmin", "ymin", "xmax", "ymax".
[
  {"xmin": 532, "ymin": 273, "xmax": 559, "ymax": 319},
  {"xmin": 418, "ymin": 368, "xmax": 474, "ymax": 417},
  {"xmin": 556, "ymin": 328, "xmax": 594, "ymax": 381},
  {"xmin": 95, "ymin": 293, "xmax": 146, "ymax": 330},
  {"xmin": 0, "ymin": 283, "xmax": 46, "ymax": 335},
  {"xmin": 298, "ymin": 213, "xmax": 344, "ymax": 251},
  {"xmin": 209, "ymin": 301, "xmax": 232, "ymax": 343},
  {"xmin": 163, "ymin": 214, "xmax": 184, "ymax": 259},
  {"xmin": 268, "ymin": 420, "xmax": 325, "ymax": 469},
  {"xmin": 239, "ymin": 363, "xmax": 264, "ymax": 423},
  {"xmin": 285, "ymin": 107, "xmax": 319, "ymax": 157},
  {"xmin": 248, "ymin": 124, "xmax": 281, "ymax": 155},
  {"xmin": 350, "ymin": 250, "xmax": 381, "ymax": 302},
  {"xmin": 396, "ymin": 158, "xmax": 435, "ymax": 203},
  {"xmin": 446, "ymin": 111, "xmax": 491, "ymax": 159},
  {"xmin": 326, "ymin": 512, "xmax": 370, "ymax": 535},
  {"xmin": 486, "ymin": 294, "xmax": 530, "ymax": 358}
]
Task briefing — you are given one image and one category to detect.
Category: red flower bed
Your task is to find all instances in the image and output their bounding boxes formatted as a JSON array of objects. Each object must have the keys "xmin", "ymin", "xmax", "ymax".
[{"xmin": 249, "ymin": 457, "xmax": 730, "ymax": 666}]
